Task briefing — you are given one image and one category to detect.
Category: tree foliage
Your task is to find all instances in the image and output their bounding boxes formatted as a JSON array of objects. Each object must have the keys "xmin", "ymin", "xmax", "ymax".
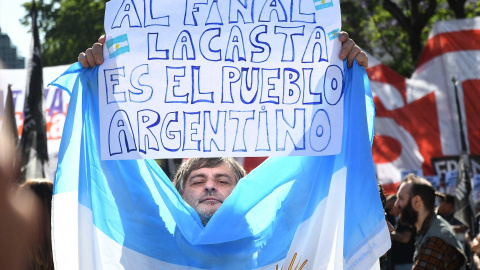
[{"xmin": 21, "ymin": 0, "xmax": 107, "ymax": 67}]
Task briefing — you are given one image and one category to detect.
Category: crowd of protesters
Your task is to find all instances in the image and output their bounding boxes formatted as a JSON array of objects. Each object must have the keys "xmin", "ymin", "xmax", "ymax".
[
  {"xmin": 379, "ymin": 172, "xmax": 480, "ymax": 270},
  {"xmin": 1, "ymin": 28, "xmax": 479, "ymax": 269},
  {"xmin": 4, "ymin": 125, "xmax": 480, "ymax": 270}
]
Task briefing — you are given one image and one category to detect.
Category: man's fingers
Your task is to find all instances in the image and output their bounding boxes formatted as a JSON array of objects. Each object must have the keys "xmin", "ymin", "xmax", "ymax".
[
  {"xmin": 338, "ymin": 31, "xmax": 349, "ymax": 43},
  {"xmin": 98, "ymin": 35, "xmax": 106, "ymax": 44},
  {"xmin": 356, "ymin": 51, "xmax": 369, "ymax": 68},
  {"xmin": 347, "ymin": 45, "xmax": 362, "ymax": 68},
  {"xmin": 78, "ymin": 36, "xmax": 106, "ymax": 68},
  {"xmin": 338, "ymin": 37, "xmax": 354, "ymax": 60},
  {"xmin": 78, "ymin": 52, "xmax": 89, "ymax": 68},
  {"xmin": 84, "ymin": 48, "xmax": 96, "ymax": 68},
  {"xmin": 92, "ymin": 43, "xmax": 104, "ymax": 65}
]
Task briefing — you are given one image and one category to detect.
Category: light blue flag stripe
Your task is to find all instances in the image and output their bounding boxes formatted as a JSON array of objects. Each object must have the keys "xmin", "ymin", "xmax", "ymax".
[
  {"xmin": 109, "ymin": 45, "xmax": 130, "ymax": 59},
  {"xmin": 50, "ymin": 61, "xmax": 387, "ymax": 269},
  {"xmin": 328, "ymin": 28, "xmax": 340, "ymax": 40},
  {"xmin": 314, "ymin": 0, "xmax": 334, "ymax": 10}
]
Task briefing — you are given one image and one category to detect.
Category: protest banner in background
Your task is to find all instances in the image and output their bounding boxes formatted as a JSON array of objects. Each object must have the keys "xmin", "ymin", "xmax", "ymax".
[
  {"xmin": 424, "ymin": 175, "xmax": 440, "ymax": 191},
  {"xmin": 400, "ymin": 168, "xmax": 423, "ymax": 180},
  {"xmin": 0, "ymin": 65, "xmax": 70, "ymax": 179},
  {"xmin": 99, "ymin": 0, "xmax": 344, "ymax": 159},
  {"xmin": 368, "ymin": 17, "xmax": 480, "ymax": 195},
  {"xmin": 474, "ymin": 174, "xmax": 480, "ymax": 201}
]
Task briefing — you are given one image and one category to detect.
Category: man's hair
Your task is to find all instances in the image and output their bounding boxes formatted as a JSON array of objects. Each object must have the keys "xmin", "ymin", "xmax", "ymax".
[
  {"xmin": 173, "ymin": 158, "xmax": 247, "ymax": 195},
  {"xmin": 444, "ymin": 194, "xmax": 455, "ymax": 205},
  {"xmin": 402, "ymin": 173, "xmax": 436, "ymax": 213}
]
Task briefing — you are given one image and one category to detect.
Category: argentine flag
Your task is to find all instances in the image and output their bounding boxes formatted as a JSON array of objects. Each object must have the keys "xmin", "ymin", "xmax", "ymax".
[
  {"xmin": 106, "ymin": 34, "xmax": 130, "ymax": 59},
  {"xmin": 313, "ymin": 0, "xmax": 334, "ymax": 10},
  {"xmin": 328, "ymin": 29, "xmax": 340, "ymax": 41},
  {"xmin": 51, "ymin": 61, "xmax": 390, "ymax": 270}
]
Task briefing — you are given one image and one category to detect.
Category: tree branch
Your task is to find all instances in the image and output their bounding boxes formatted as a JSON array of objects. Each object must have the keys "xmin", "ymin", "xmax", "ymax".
[
  {"xmin": 447, "ymin": 0, "xmax": 467, "ymax": 18},
  {"xmin": 383, "ymin": 0, "xmax": 412, "ymax": 33}
]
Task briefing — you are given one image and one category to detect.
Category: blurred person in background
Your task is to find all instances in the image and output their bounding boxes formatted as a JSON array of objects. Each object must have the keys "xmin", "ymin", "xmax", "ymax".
[
  {"xmin": 385, "ymin": 195, "xmax": 398, "ymax": 229},
  {"xmin": 389, "ymin": 196, "xmax": 416, "ymax": 270},
  {"xmin": 18, "ymin": 179, "xmax": 54, "ymax": 270},
  {"xmin": 379, "ymin": 185, "xmax": 395, "ymax": 270},
  {"xmin": 0, "ymin": 132, "xmax": 53, "ymax": 269},
  {"xmin": 467, "ymin": 208, "xmax": 480, "ymax": 270},
  {"xmin": 436, "ymin": 193, "xmax": 466, "ymax": 232},
  {"xmin": 383, "ymin": 195, "xmax": 397, "ymax": 270},
  {"xmin": 0, "ymin": 133, "xmax": 38, "ymax": 269},
  {"xmin": 395, "ymin": 174, "xmax": 467, "ymax": 269}
]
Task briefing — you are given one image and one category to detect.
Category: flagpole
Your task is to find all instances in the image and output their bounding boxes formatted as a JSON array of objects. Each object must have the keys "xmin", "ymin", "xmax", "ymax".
[
  {"xmin": 19, "ymin": 0, "xmax": 49, "ymax": 181},
  {"xmin": 452, "ymin": 77, "xmax": 468, "ymax": 153},
  {"xmin": 452, "ymin": 76, "xmax": 476, "ymax": 243}
]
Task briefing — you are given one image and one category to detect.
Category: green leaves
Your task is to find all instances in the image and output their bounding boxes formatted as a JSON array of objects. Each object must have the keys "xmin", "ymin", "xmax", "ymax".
[{"xmin": 22, "ymin": 0, "xmax": 107, "ymax": 66}]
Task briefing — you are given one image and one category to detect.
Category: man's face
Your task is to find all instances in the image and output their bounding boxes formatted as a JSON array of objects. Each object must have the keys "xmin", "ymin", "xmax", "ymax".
[
  {"xmin": 386, "ymin": 204, "xmax": 399, "ymax": 217},
  {"xmin": 395, "ymin": 182, "xmax": 418, "ymax": 226},
  {"xmin": 182, "ymin": 163, "xmax": 237, "ymax": 225},
  {"xmin": 437, "ymin": 200, "xmax": 453, "ymax": 217}
]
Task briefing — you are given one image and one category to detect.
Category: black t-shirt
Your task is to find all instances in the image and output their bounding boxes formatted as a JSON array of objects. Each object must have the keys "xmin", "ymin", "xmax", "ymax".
[{"xmin": 391, "ymin": 222, "xmax": 416, "ymax": 265}]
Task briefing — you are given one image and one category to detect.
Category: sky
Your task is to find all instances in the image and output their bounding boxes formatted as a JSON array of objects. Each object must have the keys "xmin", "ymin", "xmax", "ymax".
[{"xmin": 0, "ymin": 0, "xmax": 31, "ymax": 65}]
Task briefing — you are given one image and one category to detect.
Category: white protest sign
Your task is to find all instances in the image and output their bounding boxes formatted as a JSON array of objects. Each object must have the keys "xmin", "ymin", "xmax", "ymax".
[
  {"xmin": 424, "ymin": 175, "xmax": 439, "ymax": 191},
  {"xmin": 99, "ymin": 0, "xmax": 344, "ymax": 159},
  {"xmin": 445, "ymin": 170, "xmax": 458, "ymax": 195},
  {"xmin": 474, "ymin": 174, "xmax": 480, "ymax": 202}
]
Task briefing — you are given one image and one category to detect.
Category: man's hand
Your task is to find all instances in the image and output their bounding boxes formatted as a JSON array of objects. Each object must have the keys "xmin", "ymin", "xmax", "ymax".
[
  {"xmin": 338, "ymin": 31, "xmax": 368, "ymax": 69},
  {"xmin": 78, "ymin": 35, "xmax": 106, "ymax": 68},
  {"xmin": 78, "ymin": 32, "xmax": 369, "ymax": 69}
]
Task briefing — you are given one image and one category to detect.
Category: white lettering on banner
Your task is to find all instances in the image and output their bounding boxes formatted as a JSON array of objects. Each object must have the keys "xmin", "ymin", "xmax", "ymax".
[{"xmin": 99, "ymin": 0, "xmax": 344, "ymax": 159}]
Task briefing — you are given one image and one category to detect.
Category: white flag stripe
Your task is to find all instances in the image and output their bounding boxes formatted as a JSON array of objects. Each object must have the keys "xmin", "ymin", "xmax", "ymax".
[{"xmin": 52, "ymin": 192, "xmax": 79, "ymax": 270}]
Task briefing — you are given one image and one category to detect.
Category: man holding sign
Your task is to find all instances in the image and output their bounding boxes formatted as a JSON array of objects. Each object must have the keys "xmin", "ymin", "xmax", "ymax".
[
  {"xmin": 79, "ymin": 29, "xmax": 367, "ymax": 160},
  {"xmin": 77, "ymin": 0, "xmax": 367, "ymax": 161},
  {"xmin": 51, "ymin": 0, "xmax": 388, "ymax": 269},
  {"xmin": 78, "ymin": 29, "xmax": 368, "ymax": 226}
]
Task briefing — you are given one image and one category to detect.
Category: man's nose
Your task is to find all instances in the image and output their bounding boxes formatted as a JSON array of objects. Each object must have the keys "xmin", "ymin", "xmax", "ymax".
[
  {"xmin": 394, "ymin": 199, "xmax": 400, "ymax": 209},
  {"xmin": 204, "ymin": 178, "xmax": 216, "ymax": 191}
]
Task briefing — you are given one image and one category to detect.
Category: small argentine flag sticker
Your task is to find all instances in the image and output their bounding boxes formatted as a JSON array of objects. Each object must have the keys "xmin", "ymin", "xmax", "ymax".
[
  {"xmin": 328, "ymin": 28, "xmax": 340, "ymax": 40},
  {"xmin": 106, "ymin": 34, "xmax": 130, "ymax": 59},
  {"xmin": 313, "ymin": 0, "xmax": 333, "ymax": 10}
]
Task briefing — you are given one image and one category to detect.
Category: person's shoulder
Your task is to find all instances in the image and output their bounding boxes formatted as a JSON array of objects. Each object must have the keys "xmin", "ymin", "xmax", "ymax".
[
  {"xmin": 434, "ymin": 215, "xmax": 456, "ymax": 232},
  {"xmin": 421, "ymin": 215, "xmax": 457, "ymax": 244},
  {"xmin": 422, "ymin": 236, "xmax": 446, "ymax": 247},
  {"xmin": 433, "ymin": 215, "xmax": 454, "ymax": 229}
]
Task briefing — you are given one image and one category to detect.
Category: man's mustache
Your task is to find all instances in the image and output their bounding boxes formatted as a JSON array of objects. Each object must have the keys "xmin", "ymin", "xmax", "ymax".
[{"xmin": 198, "ymin": 190, "xmax": 223, "ymax": 203}]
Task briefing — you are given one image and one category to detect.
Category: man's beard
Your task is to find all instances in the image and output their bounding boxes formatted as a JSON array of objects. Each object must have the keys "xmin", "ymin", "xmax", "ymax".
[
  {"xmin": 399, "ymin": 199, "xmax": 418, "ymax": 226},
  {"xmin": 198, "ymin": 213, "xmax": 214, "ymax": 227},
  {"xmin": 195, "ymin": 190, "xmax": 223, "ymax": 226}
]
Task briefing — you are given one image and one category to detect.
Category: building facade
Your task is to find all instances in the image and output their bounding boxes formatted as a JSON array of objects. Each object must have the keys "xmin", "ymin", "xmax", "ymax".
[{"xmin": 0, "ymin": 28, "xmax": 25, "ymax": 69}]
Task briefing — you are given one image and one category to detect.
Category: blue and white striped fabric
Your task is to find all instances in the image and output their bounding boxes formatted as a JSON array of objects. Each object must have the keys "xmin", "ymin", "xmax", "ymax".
[{"xmin": 50, "ymin": 61, "xmax": 389, "ymax": 270}]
